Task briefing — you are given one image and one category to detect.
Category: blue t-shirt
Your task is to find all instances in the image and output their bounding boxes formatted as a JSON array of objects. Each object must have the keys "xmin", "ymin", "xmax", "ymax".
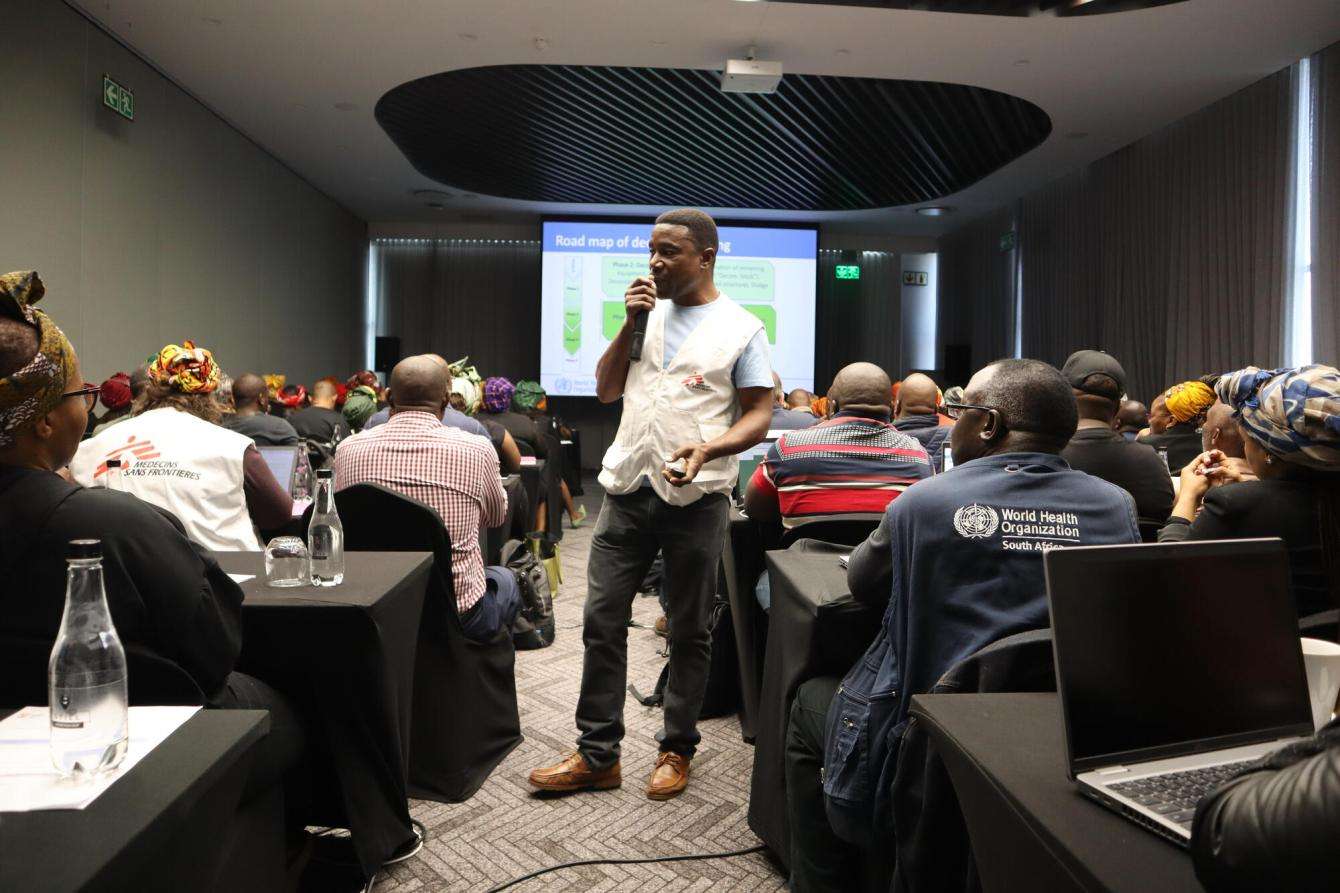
[{"xmin": 660, "ymin": 300, "xmax": 773, "ymax": 390}]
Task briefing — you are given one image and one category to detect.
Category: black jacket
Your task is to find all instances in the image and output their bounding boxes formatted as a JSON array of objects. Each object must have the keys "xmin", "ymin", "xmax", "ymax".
[
  {"xmin": 1061, "ymin": 426, "xmax": 1174, "ymax": 524},
  {"xmin": 892, "ymin": 414, "xmax": 951, "ymax": 473},
  {"xmin": 1158, "ymin": 480, "xmax": 1331, "ymax": 617},
  {"xmin": 0, "ymin": 465, "xmax": 244, "ymax": 699},
  {"xmin": 1191, "ymin": 722, "xmax": 1340, "ymax": 892},
  {"xmin": 1137, "ymin": 422, "xmax": 1202, "ymax": 472}
]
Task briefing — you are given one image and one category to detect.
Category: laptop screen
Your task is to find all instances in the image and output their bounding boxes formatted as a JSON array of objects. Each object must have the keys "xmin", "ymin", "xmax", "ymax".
[
  {"xmin": 1045, "ymin": 539, "xmax": 1313, "ymax": 773},
  {"xmin": 257, "ymin": 446, "xmax": 299, "ymax": 497}
]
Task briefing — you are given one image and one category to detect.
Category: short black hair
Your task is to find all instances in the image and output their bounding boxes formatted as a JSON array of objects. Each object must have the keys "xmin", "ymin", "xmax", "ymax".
[
  {"xmin": 654, "ymin": 208, "xmax": 719, "ymax": 254},
  {"xmin": 976, "ymin": 358, "xmax": 1078, "ymax": 450},
  {"xmin": 0, "ymin": 315, "xmax": 39, "ymax": 381}
]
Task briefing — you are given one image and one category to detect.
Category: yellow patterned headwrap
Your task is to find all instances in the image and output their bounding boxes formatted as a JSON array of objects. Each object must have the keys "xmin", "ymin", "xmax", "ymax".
[
  {"xmin": 149, "ymin": 340, "xmax": 220, "ymax": 394},
  {"xmin": 1163, "ymin": 380, "xmax": 1215, "ymax": 424},
  {"xmin": 0, "ymin": 271, "xmax": 77, "ymax": 450},
  {"xmin": 263, "ymin": 374, "xmax": 286, "ymax": 399}
]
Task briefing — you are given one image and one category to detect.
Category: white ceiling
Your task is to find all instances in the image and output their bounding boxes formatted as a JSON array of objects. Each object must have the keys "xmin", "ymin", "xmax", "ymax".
[{"xmin": 71, "ymin": 0, "xmax": 1340, "ymax": 236}]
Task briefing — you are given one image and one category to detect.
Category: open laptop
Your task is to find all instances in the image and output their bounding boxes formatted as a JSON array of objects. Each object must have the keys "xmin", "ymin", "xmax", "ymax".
[
  {"xmin": 256, "ymin": 445, "xmax": 302, "ymax": 497},
  {"xmin": 1044, "ymin": 538, "xmax": 1314, "ymax": 846}
]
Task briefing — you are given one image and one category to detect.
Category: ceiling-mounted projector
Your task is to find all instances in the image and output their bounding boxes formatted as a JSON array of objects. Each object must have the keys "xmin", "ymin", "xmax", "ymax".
[{"xmin": 720, "ymin": 57, "xmax": 783, "ymax": 94}]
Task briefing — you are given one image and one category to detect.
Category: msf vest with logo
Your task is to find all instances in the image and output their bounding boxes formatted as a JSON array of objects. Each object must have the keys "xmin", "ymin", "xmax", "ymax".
[
  {"xmin": 599, "ymin": 294, "xmax": 764, "ymax": 506},
  {"xmin": 70, "ymin": 407, "xmax": 261, "ymax": 551}
]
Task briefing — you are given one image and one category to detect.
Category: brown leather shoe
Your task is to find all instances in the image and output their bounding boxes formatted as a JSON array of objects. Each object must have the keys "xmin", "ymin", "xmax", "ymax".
[
  {"xmin": 654, "ymin": 615, "xmax": 669, "ymax": 638},
  {"xmin": 528, "ymin": 752, "xmax": 621, "ymax": 792},
  {"xmin": 646, "ymin": 751, "xmax": 691, "ymax": 800}
]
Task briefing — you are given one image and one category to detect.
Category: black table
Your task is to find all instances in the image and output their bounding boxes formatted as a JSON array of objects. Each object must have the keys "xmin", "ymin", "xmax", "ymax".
[
  {"xmin": 910, "ymin": 693, "xmax": 1203, "ymax": 893},
  {"xmin": 747, "ymin": 543, "xmax": 884, "ymax": 867},
  {"xmin": 519, "ymin": 459, "xmax": 545, "ymax": 531},
  {"xmin": 723, "ymin": 510, "xmax": 769, "ymax": 742},
  {"xmin": 1, "ymin": 710, "xmax": 284, "ymax": 893},
  {"xmin": 215, "ymin": 550, "xmax": 431, "ymax": 879},
  {"xmin": 483, "ymin": 474, "xmax": 527, "ymax": 565}
]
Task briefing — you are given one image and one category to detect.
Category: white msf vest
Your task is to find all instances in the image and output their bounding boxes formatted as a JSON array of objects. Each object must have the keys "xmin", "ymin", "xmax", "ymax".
[
  {"xmin": 599, "ymin": 295, "xmax": 764, "ymax": 506},
  {"xmin": 70, "ymin": 407, "xmax": 262, "ymax": 551}
]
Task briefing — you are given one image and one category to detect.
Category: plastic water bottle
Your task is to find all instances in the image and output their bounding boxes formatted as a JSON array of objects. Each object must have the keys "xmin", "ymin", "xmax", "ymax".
[
  {"xmin": 308, "ymin": 469, "xmax": 344, "ymax": 587},
  {"xmin": 103, "ymin": 458, "xmax": 123, "ymax": 491},
  {"xmin": 1157, "ymin": 447, "xmax": 1170, "ymax": 473},
  {"xmin": 49, "ymin": 539, "xmax": 128, "ymax": 778}
]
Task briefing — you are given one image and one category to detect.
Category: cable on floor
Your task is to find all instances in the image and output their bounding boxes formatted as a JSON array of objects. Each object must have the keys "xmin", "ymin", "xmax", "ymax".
[{"xmin": 478, "ymin": 843, "xmax": 770, "ymax": 893}]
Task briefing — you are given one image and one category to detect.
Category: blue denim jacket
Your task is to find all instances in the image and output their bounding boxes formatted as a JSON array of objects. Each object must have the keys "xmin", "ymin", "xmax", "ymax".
[{"xmin": 822, "ymin": 452, "xmax": 1139, "ymax": 844}]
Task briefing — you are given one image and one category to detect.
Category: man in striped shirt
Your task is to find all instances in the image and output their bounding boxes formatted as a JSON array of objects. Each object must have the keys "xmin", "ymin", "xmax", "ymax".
[
  {"xmin": 333, "ymin": 355, "xmax": 518, "ymax": 641},
  {"xmin": 745, "ymin": 363, "xmax": 932, "ymax": 533}
]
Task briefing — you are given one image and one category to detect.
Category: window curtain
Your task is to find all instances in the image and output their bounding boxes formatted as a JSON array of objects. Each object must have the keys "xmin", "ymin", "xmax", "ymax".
[
  {"xmin": 1017, "ymin": 67, "xmax": 1295, "ymax": 402},
  {"xmin": 937, "ymin": 207, "xmax": 1016, "ymax": 376},
  {"xmin": 1313, "ymin": 41, "xmax": 1340, "ymax": 363},
  {"xmin": 373, "ymin": 238, "xmax": 543, "ymax": 380},
  {"xmin": 815, "ymin": 249, "xmax": 902, "ymax": 391}
]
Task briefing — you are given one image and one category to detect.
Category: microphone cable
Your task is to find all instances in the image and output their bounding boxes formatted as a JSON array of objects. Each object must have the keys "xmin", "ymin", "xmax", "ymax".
[{"xmin": 479, "ymin": 843, "xmax": 770, "ymax": 893}]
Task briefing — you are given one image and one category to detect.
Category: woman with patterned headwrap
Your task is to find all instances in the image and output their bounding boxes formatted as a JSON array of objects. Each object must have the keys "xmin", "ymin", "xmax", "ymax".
[
  {"xmin": 1139, "ymin": 380, "xmax": 1216, "ymax": 471},
  {"xmin": 71, "ymin": 339, "xmax": 293, "ymax": 551},
  {"xmin": 480, "ymin": 376, "xmax": 547, "ymax": 459},
  {"xmin": 1159, "ymin": 365, "xmax": 1340, "ymax": 617}
]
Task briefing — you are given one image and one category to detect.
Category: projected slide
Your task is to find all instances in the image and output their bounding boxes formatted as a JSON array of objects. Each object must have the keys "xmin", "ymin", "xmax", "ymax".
[{"xmin": 540, "ymin": 221, "xmax": 817, "ymax": 397}]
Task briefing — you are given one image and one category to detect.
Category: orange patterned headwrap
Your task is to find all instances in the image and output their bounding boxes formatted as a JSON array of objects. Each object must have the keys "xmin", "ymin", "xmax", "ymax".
[{"xmin": 148, "ymin": 340, "xmax": 220, "ymax": 394}]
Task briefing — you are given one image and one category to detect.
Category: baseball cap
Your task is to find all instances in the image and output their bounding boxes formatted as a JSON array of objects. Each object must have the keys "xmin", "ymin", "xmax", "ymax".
[{"xmin": 1061, "ymin": 350, "xmax": 1127, "ymax": 398}]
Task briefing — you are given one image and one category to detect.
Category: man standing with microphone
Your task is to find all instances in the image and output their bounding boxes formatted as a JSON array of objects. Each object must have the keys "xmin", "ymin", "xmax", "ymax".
[{"xmin": 530, "ymin": 209, "xmax": 774, "ymax": 800}]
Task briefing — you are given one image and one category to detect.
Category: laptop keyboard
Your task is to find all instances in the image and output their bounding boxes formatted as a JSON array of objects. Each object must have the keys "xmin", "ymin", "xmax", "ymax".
[{"xmin": 1108, "ymin": 761, "xmax": 1253, "ymax": 828}]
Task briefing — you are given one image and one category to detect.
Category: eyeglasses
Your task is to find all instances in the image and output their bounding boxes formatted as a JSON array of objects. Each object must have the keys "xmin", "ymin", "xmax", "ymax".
[
  {"xmin": 940, "ymin": 400, "xmax": 998, "ymax": 421},
  {"xmin": 62, "ymin": 384, "xmax": 101, "ymax": 411}
]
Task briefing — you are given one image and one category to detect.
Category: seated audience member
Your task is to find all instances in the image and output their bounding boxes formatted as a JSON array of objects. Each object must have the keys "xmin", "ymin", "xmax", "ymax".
[
  {"xmin": 72, "ymin": 342, "xmax": 293, "ymax": 550},
  {"xmin": 288, "ymin": 378, "xmax": 352, "ymax": 445},
  {"xmin": 362, "ymin": 354, "xmax": 490, "ymax": 438},
  {"xmin": 514, "ymin": 380, "xmax": 586, "ymax": 527},
  {"xmin": 892, "ymin": 372, "xmax": 950, "ymax": 472},
  {"xmin": 770, "ymin": 373, "xmax": 820, "ymax": 431},
  {"xmin": 343, "ymin": 382, "xmax": 380, "ymax": 432},
  {"xmin": 746, "ymin": 362, "xmax": 931, "ymax": 529},
  {"xmin": 87, "ymin": 370, "xmax": 137, "ymax": 436},
  {"xmin": 0, "ymin": 273, "xmax": 304, "ymax": 771},
  {"xmin": 1058, "ymin": 350, "xmax": 1173, "ymax": 525},
  {"xmin": 785, "ymin": 359, "xmax": 1139, "ymax": 892},
  {"xmin": 453, "ymin": 391, "xmax": 522, "ymax": 474},
  {"xmin": 333, "ymin": 356, "xmax": 518, "ymax": 641},
  {"xmin": 1159, "ymin": 365, "xmax": 1340, "ymax": 617},
  {"xmin": 481, "ymin": 376, "xmax": 547, "ymax": 458},
  {"xmin": 1139, "ymin": 380, "xmax": 1214, "ymax": 469},
  {"xmin": 1191, "ymin": 723, "xmax": 1339, "ymax": 892},
  {"xmin": 787, "ymin": 388, "xmax": 818, "ymax": 414},
  {"xmin": 1113, "ymin": 398, "xmax": 1148, "ymax": 441},
  {"xmin": 1198, "ymin": 396, "xmax": 1256, "ymax": 486},
  {"xmin": 276, "ymin": 383, "xmax": 308, "ymax": 414},
  {"xmin": 224, "ymin": 372, "xmax": 301, "ymax": 446}
]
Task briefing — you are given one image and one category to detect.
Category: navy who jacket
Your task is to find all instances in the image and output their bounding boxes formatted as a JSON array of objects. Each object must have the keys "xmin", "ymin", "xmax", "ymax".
[{"xmin": 823, "ymin": 452, "xmax": 1140, "ymax": 845}]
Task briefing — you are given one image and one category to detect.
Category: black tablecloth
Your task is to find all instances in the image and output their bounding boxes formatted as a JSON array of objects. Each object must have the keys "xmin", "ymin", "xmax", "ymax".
[
  {"xmin": 520, "ymin": 460, "xmax": 544, "ymax": 531},
  {"xmin": 747, "ymin": 543, "xmax": 884, "ymax": 867},
  {"xmin": 910, "ymin": 693, "xmax": 1203, "ymax": 893},
  {"xmin": 483, "ymin": 475, "xmax": 527, "ymax": 565},
  {"xmin": 215, "ymin": 550, "xmax": 431, "ymax": 879},
  {"xmin": 724, "ymin": 511, "xmax": 769, "ymax": 742},
  {"xmin": 0, "ymin": 710, "xmax": 280, "ymax": 893}
]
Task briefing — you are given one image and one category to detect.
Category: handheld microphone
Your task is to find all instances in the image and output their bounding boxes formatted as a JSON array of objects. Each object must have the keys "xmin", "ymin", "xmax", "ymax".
[{"xmin": 629, "ymin": 310, "xmax": 649, "ymax": 363}]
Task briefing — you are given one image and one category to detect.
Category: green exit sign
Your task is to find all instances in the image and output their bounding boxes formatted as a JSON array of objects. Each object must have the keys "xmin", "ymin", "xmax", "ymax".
[
  {"xmin": 835, "ymin": 265, "xmax": 861, "ymax": 280},
  {"xmin": 103, "ymin": 75, "xmax": 134, "ymax": 121}
]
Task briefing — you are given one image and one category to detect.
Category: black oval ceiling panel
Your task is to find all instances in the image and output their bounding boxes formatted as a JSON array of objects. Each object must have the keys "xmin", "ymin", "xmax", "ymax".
[
  {"xmin": 775, "ymin": 0, "xmax": 1188, "ymax": 14},
  {"xmin": 375, "ymin": 66, "xmax": 1052, "ymax": 211}
]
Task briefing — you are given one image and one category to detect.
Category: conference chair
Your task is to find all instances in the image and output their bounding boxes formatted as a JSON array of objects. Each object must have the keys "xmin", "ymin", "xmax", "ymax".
[
  {"xmin": 891, "ymin": 629, "xmax": 1059, "ymax": 893},
  {"xmin": 778, "ymin": 512, "xmax": 884, "ymax": 549},
  {"xmin": 1137, "ymin": 518, "xmax": 1164, "ymax": 543},
  {"xmin": 320, "ymin": 483, "xmax": 522, "ymax": 802},
  {"xmin": 0, "ymin": 635, "xmax": 205, "ymax": 708},
  {"xmin": 1300, "ymin": 609, "xmax": 1339, "ymax": 643}
]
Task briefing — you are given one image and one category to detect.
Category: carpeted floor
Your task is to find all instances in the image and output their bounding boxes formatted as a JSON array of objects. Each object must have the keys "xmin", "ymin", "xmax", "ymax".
[{"xmin": 372, "ymin": 487, "xmax": 787, "ymax": 892}]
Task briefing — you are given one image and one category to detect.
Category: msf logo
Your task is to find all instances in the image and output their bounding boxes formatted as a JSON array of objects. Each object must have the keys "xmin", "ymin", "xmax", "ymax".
[
  {"xmin": 681, "ymin": 373, "xmax": 712, "ymax": 393},
  {"xmin": 93, "ymin": 436, "xmax": 160, "ymax": 479},
  {"xmin": 953, "ymin": 503, "xmax": 999, "ymax": 539}
]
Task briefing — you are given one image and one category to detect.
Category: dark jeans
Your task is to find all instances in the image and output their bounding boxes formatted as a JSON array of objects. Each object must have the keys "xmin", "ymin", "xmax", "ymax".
[
  {"xmin": 576, "ymin": 489, "xmax": 730, "ymax": 769},
  {"xmin": 786, "ymin": 675, "xmax": 864, "ymax": 893},
  {"xmin": 460, "ymin": 566, "xmax": 522, "ymax": 642}
]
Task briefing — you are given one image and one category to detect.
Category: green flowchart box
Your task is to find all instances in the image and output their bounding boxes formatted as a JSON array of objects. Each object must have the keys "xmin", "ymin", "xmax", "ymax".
[
  {"xmin": 603, "ymin": 301, "xmax": 626, "ymax": 340},
  {"xmin": 602, "ymin": 257, "xmax": 647, "ymax": 297},
  {"xmin": 742, "ymin": 305, "xmax": 776, "ymax": 343}
]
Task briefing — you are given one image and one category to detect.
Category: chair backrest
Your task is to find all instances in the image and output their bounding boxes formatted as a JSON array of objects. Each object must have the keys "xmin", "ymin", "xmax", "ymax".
[
  {"xmin": 778, "ymin": 513, "xmax": 883, "ymax": 549},
  {"xmin": 0, "ymin": 635, "xmax": 204, "ymax": 708},
  {"xmin": 1137, "ymin": 519, "xmax": 1163, "ymax": 544}
]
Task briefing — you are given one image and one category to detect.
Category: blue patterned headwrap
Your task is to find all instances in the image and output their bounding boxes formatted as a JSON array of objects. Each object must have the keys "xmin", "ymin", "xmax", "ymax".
[{"xmin": 1215, "ymin": 365, "xmax": 1340, "ymax": 469}]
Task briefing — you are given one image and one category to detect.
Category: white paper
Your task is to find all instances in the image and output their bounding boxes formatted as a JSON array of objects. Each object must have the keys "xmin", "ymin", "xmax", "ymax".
[
  {"xmin": 227, "ymin": 573, "xmax": 255, "ymax": 584},
  {"xmin": 519, "ymin": 456, "xmax": 539, "ymax": 467},
  {"xmin": 0, "ymin": 705, "xmax": 201, "ymax": 812}
]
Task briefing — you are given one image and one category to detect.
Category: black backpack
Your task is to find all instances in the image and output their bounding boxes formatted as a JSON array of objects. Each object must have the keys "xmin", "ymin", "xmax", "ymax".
[
  {"xmin": 629, "ymin": 598, "xmax": 740, "ymax": 719},
  {"xmin": 504, "ymin": 540, "xmax": 555, "ymax": 650}
]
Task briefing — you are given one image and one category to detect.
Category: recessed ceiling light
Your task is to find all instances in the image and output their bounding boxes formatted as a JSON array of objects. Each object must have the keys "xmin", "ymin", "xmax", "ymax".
[
  {"xmin": 916, "ymin": 206, "xmax": 953, "ymax": 217},
  {"xmin": 835, "ymin": 48, "xmax": 851, "ymax": 56},
  {"xmin": 457, "ymin": 32, "xmax": 478, "ymax": 41},
  {"xmin": 651, "ymin": 39, "xmax": 668, "ymax": 47},
  {"xmin": 533, "ymin": 37, "xmax": 549, "ymax": 51},
  {"xmin": 201, "ymin": 16, "xmax": 223, "ymax": 25},
  {"xmin": 333, "ymin": 101, "xmax": 357, "ymax": 112},
  {"xmin": 1013, "ymin": 59, "xmax": 1031, "ymax": 66}
]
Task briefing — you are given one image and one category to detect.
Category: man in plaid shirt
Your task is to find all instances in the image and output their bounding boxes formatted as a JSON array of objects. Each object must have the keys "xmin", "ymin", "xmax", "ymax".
[{"xmin": 333, "ymin": 355, "xmax": 518, "ymax": 641}]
